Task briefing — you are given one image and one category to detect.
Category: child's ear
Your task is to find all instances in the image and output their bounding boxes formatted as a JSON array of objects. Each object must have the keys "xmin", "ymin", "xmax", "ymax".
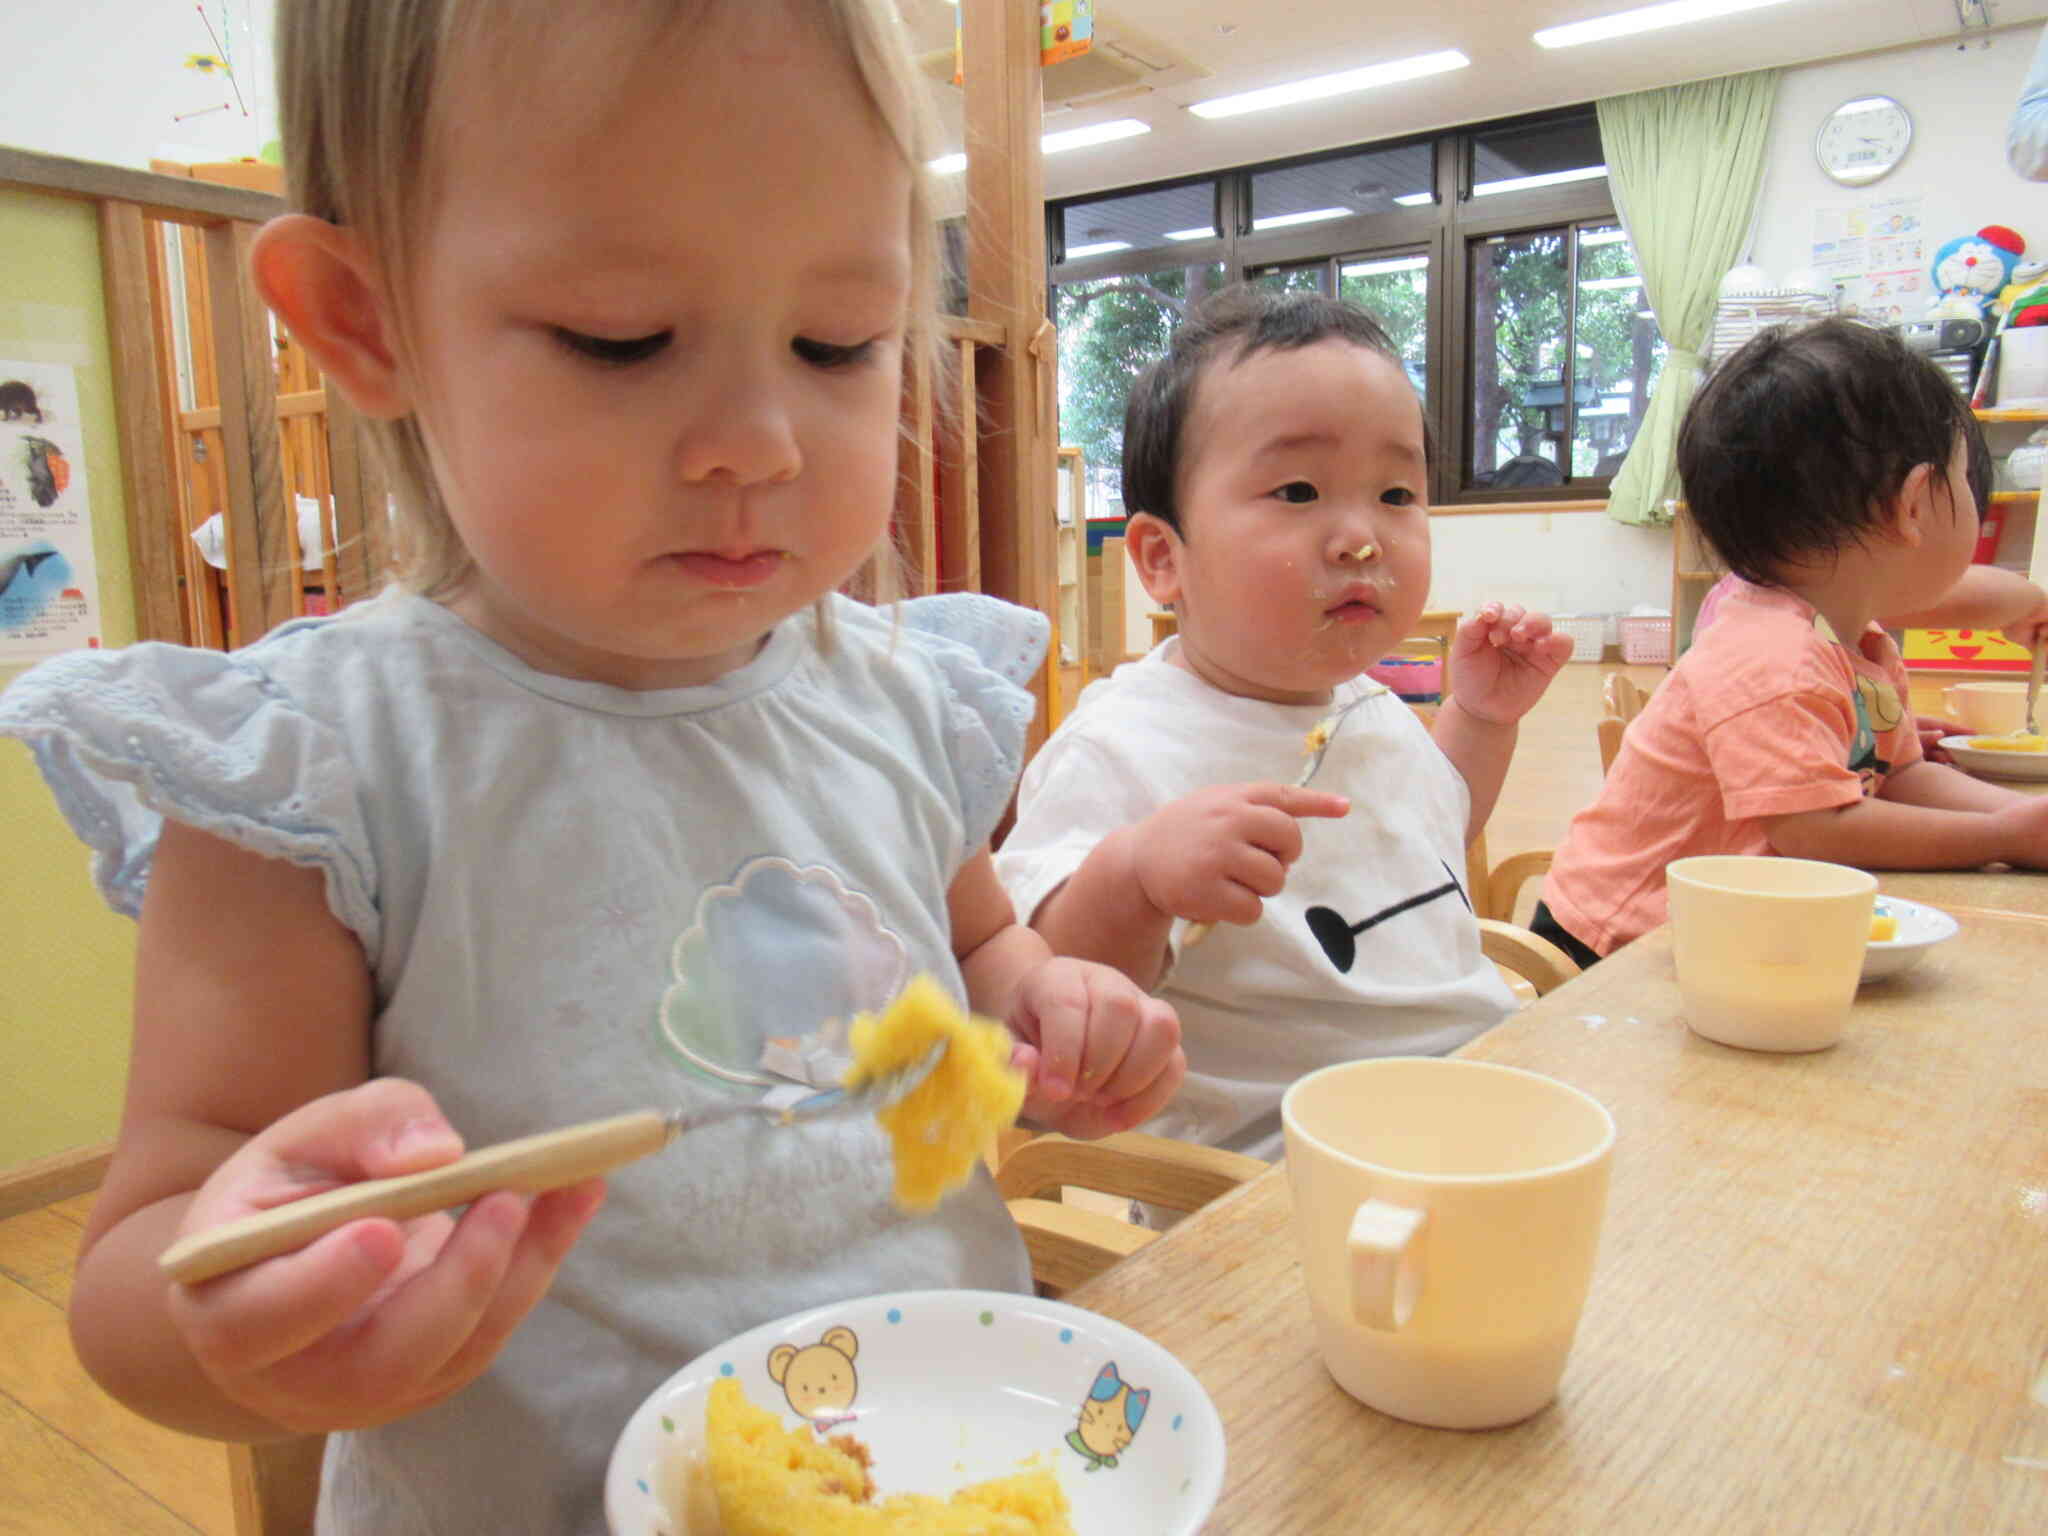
[
  {"xmin": 1886, "ymin": 461, "xmax": 1940, "ymax": 549},
  {"xmin": 1124, "ymin": 512, "xmax": 1185, "ymax": 608},
  {"xmin": 248, "ymin": 214, "xmax": 412, "ymax": 420}
]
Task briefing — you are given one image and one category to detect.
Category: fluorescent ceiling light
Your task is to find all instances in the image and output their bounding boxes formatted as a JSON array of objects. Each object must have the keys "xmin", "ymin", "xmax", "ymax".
[
  {"xmin": 1534, "ymin": 0, "xmax": 1795, "ymax": 50},
  {"xmin": 1252, "ymin": 207, "xmax": 1352, "ymax": 231},
  {"xmin": 1393, "ymin": 191, "xmax": 1436, "ymax": 207},
  {"xmin": 1579, "ymin": 276, "xmax": 1643, "ymax": 291},
  {"xmin": 1578, "ymin": 227, "xmax": 1630, "ymax": 246},
  {"xmin": 1065, "ymin": 240, "xmax": 1132, "ymax": 260},
  {"xmin": 928, "ymin": 118, "xmax": 1151, "ymax": 176},
  {"xmin": 1041, "ymin": 118, "xmax": 1152, "ymax": 154},
  {"xmin": 1164, "ymin": 226, "xmax": 1219, "ymax": 241},
  {"xmin": 1342, "ymin": 255, "xmax": 1430, "ymax": 277},
  {"xmin": 1472, "ymin": 164, "xmax": 1608, "ymax": 196},
  {"xmin": 1189, "ymin": 49, "xmax": 1469, "ymax": 120}
]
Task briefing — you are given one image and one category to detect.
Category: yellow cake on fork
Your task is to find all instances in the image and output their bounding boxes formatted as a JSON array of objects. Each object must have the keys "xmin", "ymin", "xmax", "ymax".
[
  {"xmin": 689, "ymin": 1376, "xmax": 1073, "ymax": 1535},
  {"xmin": 843, "ymin": 974, "xmax": 1026, "ymax": 1211}
]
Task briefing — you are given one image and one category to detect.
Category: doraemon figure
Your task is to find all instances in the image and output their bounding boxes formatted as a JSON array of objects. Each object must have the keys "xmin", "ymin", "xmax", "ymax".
[{"xmin": 1927, "ymin": 224, "xmax": 2026, "ymax": 323}]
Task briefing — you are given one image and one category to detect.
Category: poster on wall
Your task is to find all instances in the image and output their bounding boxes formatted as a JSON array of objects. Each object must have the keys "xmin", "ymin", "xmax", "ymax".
[
  {"xmin": 0, "ymin": 360, "xmax": 101, "ymax": 664},
  {"xmin": 1810, "ymin": 193, "xmax": 1926, "ymax": 323}
]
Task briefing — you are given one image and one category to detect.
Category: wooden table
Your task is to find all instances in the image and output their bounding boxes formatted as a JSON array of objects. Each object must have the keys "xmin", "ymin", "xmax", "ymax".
[
  {"xmin": 1882, "ymin": 867, "xmax": 2045, "ymax": 914},
  {"xmin": 1065, "ymin": 915, "xmax": 2048, "ymax": 1532}
]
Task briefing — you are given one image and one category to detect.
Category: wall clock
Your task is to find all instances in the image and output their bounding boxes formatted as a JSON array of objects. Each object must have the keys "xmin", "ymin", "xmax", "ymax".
[{"xmin": 1814, "ymin": 95, "xmax": 1912, "ymax": 187}]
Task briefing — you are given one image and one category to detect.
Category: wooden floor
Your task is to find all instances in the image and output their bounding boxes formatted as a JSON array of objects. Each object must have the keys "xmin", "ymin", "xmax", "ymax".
[
  {"xmin": 0, "ymin": 657, "xmax": 1662, "ymax": 1536},
  {"xmin": 0, "ymin": 1192, "xmax": 236, "ymax": 1534}
]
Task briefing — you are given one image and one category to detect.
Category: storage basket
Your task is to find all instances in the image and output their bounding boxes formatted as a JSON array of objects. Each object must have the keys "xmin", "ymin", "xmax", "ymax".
[
  {"xmin": 1554, "ymin": 614, "xmax": 1606, "ymax": 662},
  {"xmin": 1618, "ymin": 614, "xmax": 1673, "ymax": 665},
  {"xmin": 1707, "ymin": 290, "xmax": 1835, "ymax": 364}
]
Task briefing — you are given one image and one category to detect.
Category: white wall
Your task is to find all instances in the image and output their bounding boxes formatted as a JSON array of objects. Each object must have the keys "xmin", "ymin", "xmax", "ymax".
[
  {"xmin": 1749, "ymin": 28, "xmax": 2042, "ymax": 291},
  {"xmin": 6, "ymin": 3, "xmax": 276, "ymax": 170}
]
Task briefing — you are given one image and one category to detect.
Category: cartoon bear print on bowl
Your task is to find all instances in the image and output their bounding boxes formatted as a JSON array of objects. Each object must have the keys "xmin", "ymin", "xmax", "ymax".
[
  {"xmin": 1066, "ymin": 1361, "xmax": 1148, "ymax": 1471},
  {"xmin": 768, "ymin": 1325, "xmax": 860, "ymax": 1427}
]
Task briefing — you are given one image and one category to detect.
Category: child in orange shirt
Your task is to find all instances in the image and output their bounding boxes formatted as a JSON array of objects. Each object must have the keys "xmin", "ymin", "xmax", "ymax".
[{"xmin": 1538, "ymin": 319, "xmax": 2048, "ymax": 964}]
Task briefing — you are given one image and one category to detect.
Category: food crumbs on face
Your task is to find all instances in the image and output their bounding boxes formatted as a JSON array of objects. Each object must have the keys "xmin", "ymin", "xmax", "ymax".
[
  {"xmin": 842, "ymin": 974, "xmax": 1025, "ymax": 1212},
  {"xmin": 692, "ymin": 1376, "xmax": 1073, "ymax": 1533}
]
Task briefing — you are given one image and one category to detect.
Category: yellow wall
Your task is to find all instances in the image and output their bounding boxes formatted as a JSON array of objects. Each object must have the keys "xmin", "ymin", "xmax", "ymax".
[{"xmin": 1, "ymin": 186, "xmax": 140, "ymax": 1167}]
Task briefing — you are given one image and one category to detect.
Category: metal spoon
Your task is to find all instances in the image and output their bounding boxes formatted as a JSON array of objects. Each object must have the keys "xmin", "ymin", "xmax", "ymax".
[
  {"xmin": 158, "ymin": 1043, "xmax": 947, "ymax": 1285},
  {"xmin": 2024, "ymin": 642, "xmax": 2045, "ymax": 738}
]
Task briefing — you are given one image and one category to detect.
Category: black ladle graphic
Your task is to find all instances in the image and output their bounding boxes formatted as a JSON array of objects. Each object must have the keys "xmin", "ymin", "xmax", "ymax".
[{"xmin": 1306, "ymin": 860, "xmax": 1470, "ymax": 974}]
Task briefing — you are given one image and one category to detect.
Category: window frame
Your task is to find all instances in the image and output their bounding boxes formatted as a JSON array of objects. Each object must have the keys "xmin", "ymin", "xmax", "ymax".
[{"xmin": 1045, "ymin": 105, "xmax": 1626, "ymax": 509}]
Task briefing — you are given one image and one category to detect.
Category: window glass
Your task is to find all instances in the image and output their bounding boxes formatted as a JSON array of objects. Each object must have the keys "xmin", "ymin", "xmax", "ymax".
[
  {"xmin": 1249, "ymin": 144, "xmax": 1435, "ymax": 228},
  {"xmin": 1054, "ymin": 262, "xmax": 1229, "ymax": 495},
  {"xmin": 1467, "ymin": 229, "xmax": 1569, "ymax": 488},
  {"xmin": 1339, "ymin": 251, "xmax": 1431, "ymax": 403},
  {"xmin": 1571, "ymin": 224, "xmax": 1665, "ymax": 477},
  {"xmin": 1058, "ymin": 182, "xmax": 1219, "ymax": 261},
  {"xmin": 1248, "ymin": 261, "xmax": 1329, "ymax": 295}
]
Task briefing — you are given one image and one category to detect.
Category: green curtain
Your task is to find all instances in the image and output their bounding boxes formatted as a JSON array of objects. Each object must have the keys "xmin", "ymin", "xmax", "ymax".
[{"xmin": 1596, "ymin": 70, "xmax": 1778, "ymax": 527}]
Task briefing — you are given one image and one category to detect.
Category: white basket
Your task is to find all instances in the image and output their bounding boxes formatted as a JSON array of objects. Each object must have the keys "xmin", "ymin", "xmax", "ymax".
[
  {"xmin": 1707, "ymin": 290, "xmax": 1836, "ymax": 363},
  {"xmin": 1619, "ymin": 615, "xmax": 1672, "ymax": 665},
  {"xmin": 1554, "ymin": 614, "xmax": 1606, "ymax": 662}
]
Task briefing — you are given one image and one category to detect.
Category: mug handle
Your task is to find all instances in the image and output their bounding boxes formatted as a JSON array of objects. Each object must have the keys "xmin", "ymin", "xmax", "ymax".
[{"xmin": 1348, "ymin": 1199, "xmax": 1426, "ymax": 1331}]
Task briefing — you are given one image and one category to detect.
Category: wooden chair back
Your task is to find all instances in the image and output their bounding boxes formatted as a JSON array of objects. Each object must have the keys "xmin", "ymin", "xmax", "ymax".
[
  {"xmin": 1597, "ymin": 670, "xmax": 1652, "ymax": 776},
  {"xmin": 228, "ymin": 1437, "xmax": 323, "ymax": 1536},
  {"xmin": 996, "ymin": 1131, "xmax": 1267, "ymax": 1297}
]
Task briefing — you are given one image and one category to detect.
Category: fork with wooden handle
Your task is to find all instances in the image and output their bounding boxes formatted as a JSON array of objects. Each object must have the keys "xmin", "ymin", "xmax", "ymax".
[
  {"xmin": 1180, "ymin": 695, "xmax": 1367, "ymax": 949},
  {"xmin": 157, "ymin": 1044, "xmax": 945, "ymax": 1286}
]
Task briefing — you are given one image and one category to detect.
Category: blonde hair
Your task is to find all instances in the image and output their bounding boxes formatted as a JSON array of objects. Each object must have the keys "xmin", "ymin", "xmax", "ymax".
[{"xmin": 276, "ymin": 0, "xmax": 942, "ymax": 602}]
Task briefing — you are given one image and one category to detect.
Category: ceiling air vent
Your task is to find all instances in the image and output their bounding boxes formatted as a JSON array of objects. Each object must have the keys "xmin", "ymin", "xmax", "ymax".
[{"xmin": 918, "ymin": 11, "xmax": 1207, "ymax": 113}]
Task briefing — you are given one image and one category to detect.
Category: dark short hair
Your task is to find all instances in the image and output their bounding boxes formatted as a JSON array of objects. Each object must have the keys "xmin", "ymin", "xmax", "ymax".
[
  {"xmin": 1677, "ymin": 319, "xmax": 1974, "ymax": 584},
  {"xmin": 1121, "ymin": 284, "xmax": 1426, "ymax": 533}
]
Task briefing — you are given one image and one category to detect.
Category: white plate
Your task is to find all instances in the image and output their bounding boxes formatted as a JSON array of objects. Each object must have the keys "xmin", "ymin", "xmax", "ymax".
[
  {"xmin": 605, "ymin": 1288, "xmax": 1225, "ymax": 1535},
  {"xmin": 1862, "ymin": 896, "xmax": 1959, "ymax": 982},
  {"xmin": 1938, "ymin": 735, "xmax": 2048, "ymax": 781}
]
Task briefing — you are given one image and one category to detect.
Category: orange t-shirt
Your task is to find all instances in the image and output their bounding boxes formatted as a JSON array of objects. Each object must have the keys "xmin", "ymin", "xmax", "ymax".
[{"xmin": 1543, "ymin": 583, "xmax": 1921, "ymax": 955}]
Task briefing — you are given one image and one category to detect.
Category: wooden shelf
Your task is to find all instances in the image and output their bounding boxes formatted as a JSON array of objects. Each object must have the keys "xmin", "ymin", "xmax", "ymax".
[
  {"xmin": 1974, "ymin": 408, "xmax": 2048, "ymax": 423},
  {"xmin": 1676, "ymin": 569, "xmax": 1720, "ymax": 582},
  {"xmin": 1989, "ymin": 490, "xmax": 2040, "ymax": 504}
]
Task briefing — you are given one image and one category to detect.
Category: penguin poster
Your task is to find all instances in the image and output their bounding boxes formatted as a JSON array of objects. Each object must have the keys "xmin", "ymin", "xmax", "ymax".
[{"xmin": 0, "ymin": 359, "xmax": 100, "ymax": 663}]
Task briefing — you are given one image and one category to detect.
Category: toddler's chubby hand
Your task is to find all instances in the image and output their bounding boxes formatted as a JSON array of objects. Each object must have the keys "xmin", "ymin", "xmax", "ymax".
[
  {"xmin": 1993, "ymin": 583, "xmax": 2048, "ymax": 652},
  {"xmin": 1005, "ymin": 958, "xmax": 1184, "ymax": 1140},
  {"xmin": 1449, "ymin": 602, "xmax": 1574, "ymax": 726},
  {"xmin": 1131, "ymin": 782, "xmax": 1350, "ymax": 929},
  {"xmin": 165, "ymin": 1078, "xmax": 605, "ymax": 1434}
]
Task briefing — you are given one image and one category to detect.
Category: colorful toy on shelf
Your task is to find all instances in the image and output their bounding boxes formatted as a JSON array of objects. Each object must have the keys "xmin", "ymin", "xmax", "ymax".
[{"xmin": 1927, "ymin": 225, "xmax": 2026, "ymax": 324}]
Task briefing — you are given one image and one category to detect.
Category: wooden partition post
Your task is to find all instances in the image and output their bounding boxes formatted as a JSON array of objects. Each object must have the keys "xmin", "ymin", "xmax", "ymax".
[
  {"xmin": 97, "ymin": 202, "xmax": 187, "ymax": 643},
  {"xmin": 204, "ymin": 219, "xmax": 293, "ymax": 645},
  {"xmin": 960, "ymin": 0, "xmax": 1055, "ymax": 752}
]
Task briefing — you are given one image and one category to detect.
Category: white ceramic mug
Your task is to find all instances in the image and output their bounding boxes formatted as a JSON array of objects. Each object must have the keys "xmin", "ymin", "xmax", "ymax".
[
  {"xmin": 1666, "ymin": 855, "xmax": 1876, "ymax": 1052},
  {"xmin": 1942, "ymin": 681, "xmax": 2029, "ymax": 735},
  {"xmin": 1280, "ymin": 1057, "xmax": 1615, "ymax": 1430}
]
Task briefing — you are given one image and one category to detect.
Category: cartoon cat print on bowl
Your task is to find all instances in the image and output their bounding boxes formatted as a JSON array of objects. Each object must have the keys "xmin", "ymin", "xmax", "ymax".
[{"xmin": 1067, "ymin": 1361, "xmax": 1149, "ymax": 1471}]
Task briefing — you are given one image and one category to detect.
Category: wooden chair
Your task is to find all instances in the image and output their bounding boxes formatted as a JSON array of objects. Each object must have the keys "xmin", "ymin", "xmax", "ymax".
[
  {"xmin": 1475, "ymin": 917, "xmax": 1579, "ymax": 997},
  {"xmin": 1597, "ymin": 670, "xmax": 1651, "ymax": 775},
  {"xmin": 996, "ymin": 1130, "xmax": 1268, "ymax": 1297}
]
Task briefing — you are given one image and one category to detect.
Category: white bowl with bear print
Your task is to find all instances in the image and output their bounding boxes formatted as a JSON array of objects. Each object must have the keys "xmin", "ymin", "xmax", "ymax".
[{"xmin": 606, "ymin": 1288, "xmax": 1225, "ymax": 1534}]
